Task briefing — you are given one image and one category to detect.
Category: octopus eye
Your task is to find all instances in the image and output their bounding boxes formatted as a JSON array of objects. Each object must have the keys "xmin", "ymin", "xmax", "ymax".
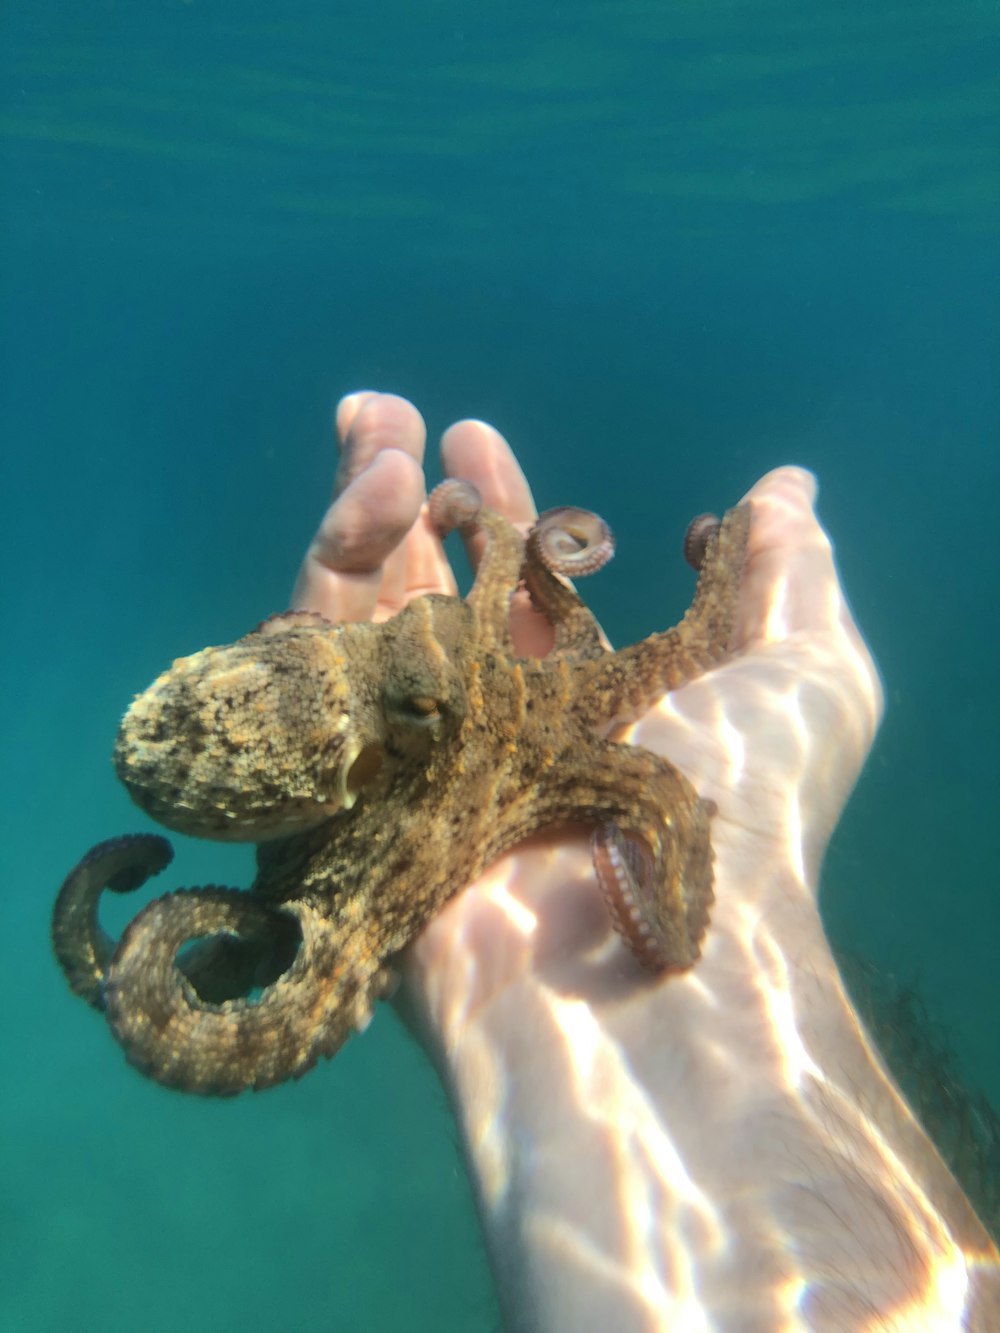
[
  {"xmin": 404, "ymin": 695, "xmax": 441, "ymax": 721},
  {"xmin": 384, "ymin": 687, "xmax": 449, "ymax": 739}
]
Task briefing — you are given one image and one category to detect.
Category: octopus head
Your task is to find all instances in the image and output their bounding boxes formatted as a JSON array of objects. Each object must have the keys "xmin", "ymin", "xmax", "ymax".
[
  {"xmin": 114, "ymin": 614, "xmax": 389, "ymax": 840},
  {"xmin": 114, "ymin": 597, "xmax": 474, "ymax": 842}
]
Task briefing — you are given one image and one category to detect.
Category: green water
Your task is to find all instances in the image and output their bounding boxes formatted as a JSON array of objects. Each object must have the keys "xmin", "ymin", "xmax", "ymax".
[{"xmin": 2, "ymin": 2, "xmax": 997, "ymax": 1328}]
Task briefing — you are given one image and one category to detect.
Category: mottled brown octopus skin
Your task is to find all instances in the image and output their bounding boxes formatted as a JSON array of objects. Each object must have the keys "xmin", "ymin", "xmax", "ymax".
[{"xmin": 52, "ymin": 491, "xmax": 750, "ymax": 1096}]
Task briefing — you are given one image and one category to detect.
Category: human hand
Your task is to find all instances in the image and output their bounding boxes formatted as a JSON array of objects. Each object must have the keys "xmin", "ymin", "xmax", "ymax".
[
  {"xmin": 294, "ymin": 390, "xmax": 997, "ymax": 1332},
  {"xmin": 292, "ymin": 388, "xmax": 883, "ymax": 1023}
]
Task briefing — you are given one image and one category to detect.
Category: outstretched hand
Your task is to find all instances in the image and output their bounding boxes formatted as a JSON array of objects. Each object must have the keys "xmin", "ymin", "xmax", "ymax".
[
  {"xmin": 292, "ymin": 388, "xmax": 882, "ymax": 1003},
  {"xmin": 293, "ymin": 391, "xmax": 997, "ymax": 1332}
]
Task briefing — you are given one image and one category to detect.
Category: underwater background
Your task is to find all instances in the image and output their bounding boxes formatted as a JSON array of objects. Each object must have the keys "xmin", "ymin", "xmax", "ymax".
[{"xmin": 2, "ymin": 2, "xmax": 997, "ymax": 1329}]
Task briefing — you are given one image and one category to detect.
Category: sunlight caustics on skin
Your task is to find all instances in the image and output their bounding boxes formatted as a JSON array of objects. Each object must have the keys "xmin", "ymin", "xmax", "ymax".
[
  {"xmin": 415, "ymin": 465, "xmax": 995, "ymax": 1328},
  {"xmin": 745, "ymin": 921, "xmax": 977, "ymax": 1326},
  {"xmin": 447, "ymin": 863, "xmax": 541, "ymax": 1209},
  {"xmin": 539, "ymin": 992, "xmax": 726, "ymax": 1326},
  {"xmin": 436, "ymin": 840, "xmax": 991, "ymax": 1327},
  {"xmin": 271, "ymin": 404, "xmax": 997, "ymax": 1331}
]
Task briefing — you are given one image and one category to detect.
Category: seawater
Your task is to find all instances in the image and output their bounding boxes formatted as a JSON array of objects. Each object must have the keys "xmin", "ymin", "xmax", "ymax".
[{"xmin": 2, "ymin": 3, "xmax": 997, "ymax": 1329}]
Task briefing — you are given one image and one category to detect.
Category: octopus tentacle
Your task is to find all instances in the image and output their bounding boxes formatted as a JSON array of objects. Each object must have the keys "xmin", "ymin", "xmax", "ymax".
[
  {"xmin": 683, "ymin": 513, "xmax": 720, "ymax": 571},
  {"xmin": 571, "ymin": 502, "xmax": 750, "ymax": 726},
  {"xmin": 51, "ymin": 834, "xmax": 174, "ymax": 1008},
  {"xmin": 583, "ymin": 741, "xmax": 714, "ymax": 971},
  {"xmin": 173, "ymin": 913, "xmax": 301, "ymax": 1005},
  {"xmin": 256, "ymin": 609, "xmax": 335, "ymax": 634},
  {"xmin": 428, "ymin": 479, "xmax": 526, "ymax": 654},
  {"xmin": 475, "ymin": 731, "xmax": 714, "ymax": 971},
  {"xmin": 104, "ymin": 891, "xmax": 391, "ymax": 1095},
  {"xmin": 428, "ymin": 478, "xmax": 482, "ymax": 533},
  {"xmin": 523, "ymin": 507, "xmax": 614, "ymax": 661},
  {"xmin": 528, "ymin": 506, "xmax": 616, "ymax": 578},
  {"xmin": 592, "ymin": 822, "xmax": 711, "ymax": 971}
]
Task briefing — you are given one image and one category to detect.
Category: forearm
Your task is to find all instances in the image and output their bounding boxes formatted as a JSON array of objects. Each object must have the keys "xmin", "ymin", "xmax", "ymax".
[
  {"xmin": 287, "ymin": 405, "xmax": 996, "ymax": 1327},
  {"xmin": 407, "ymin": 841, "xmax": 1000, "ymax": 1333}
]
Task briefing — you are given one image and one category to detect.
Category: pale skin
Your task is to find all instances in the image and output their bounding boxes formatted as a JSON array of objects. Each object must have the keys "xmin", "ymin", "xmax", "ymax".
[{"xmin": 293, "ymin": 392, "xmax": 999, "ymax": 1332}]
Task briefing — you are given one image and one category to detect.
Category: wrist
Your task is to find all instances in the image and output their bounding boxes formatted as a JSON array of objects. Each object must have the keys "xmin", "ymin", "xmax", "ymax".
[{"xmin": 400, "ymin": 838, "xmax": 999, "ymax": 1332}]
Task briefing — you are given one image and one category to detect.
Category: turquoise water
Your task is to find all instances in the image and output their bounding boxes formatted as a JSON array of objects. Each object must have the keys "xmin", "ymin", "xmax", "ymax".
[{"xmin": 2, "ymin": 2, "xmax": 997, "ymax": 1328}]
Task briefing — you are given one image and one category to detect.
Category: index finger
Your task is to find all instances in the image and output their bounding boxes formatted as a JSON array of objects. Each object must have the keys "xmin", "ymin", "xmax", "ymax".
[
  {"xmin": 441, "ymin": 419, "xmax": 557, "ymax": 657},
  {"xmin": 291, "ymin": 393, "xmax": 429, "ymax": 622},
  {"xmin": 441, "ymin": 418, "xmax": 537, "ymax": 540},
  {"xmin": 738, "ymin": 466, "xmax": 870, "ymax": 653}
]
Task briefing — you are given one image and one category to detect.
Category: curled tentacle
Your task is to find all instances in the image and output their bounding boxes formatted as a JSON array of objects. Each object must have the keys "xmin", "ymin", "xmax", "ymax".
[
  {"xmin": 50, "ymin": 833, "xmax": 283, "ymax": 1012},
  {"xmin": 104, "ymin": 891, "xmax": 390, "ymax": 1096},
  {"xmin": 522, "ymin": 507, "xmax": 614, "ymax": 661},
  {"xmin": 579, "ymin": 738, "xmax": 714, "ymax": 971},
  {"xmin": 52, "ymin": 834, "xmax": 174, "ymax": 1008},
  {"xmin": 496, "ymin": 729, "xmax": 715, "ymax": 972},
  {"xmin": 428, "ymin": 479, "xmax": 525, "ymax": 654},
  {"xmin": 592, "ymin": 818, "xmax": 712, "ymax": 972},
  {"xmin": 527, "ymin": 507, "xmax": 615, "ymax": 577},
  {"xmin": 572, "ymin": 502, "xmax": 750, "ymax": 726},
  {"xmin": 174, "ymin": 915, "xmax": 301, "ymax": 1005},
  {"xmin": 428, "ymin": 478, "xmax": 482, "ymax": 534},
  {"xmin": 683, "ymin": 513, "xmax": 720, "ymax": 571}
]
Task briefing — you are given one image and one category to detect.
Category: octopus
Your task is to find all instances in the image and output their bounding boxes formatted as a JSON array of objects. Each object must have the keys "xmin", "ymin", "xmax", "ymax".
[{"xmin": 51, "ymin": 482, "xmax": 750, "ymax": 1096}]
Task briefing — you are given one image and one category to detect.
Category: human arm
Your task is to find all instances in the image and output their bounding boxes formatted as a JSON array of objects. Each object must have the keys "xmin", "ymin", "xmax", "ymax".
[{"xmin": 295, "ymin": 391, "xmax": 1000, "ymax": 1332}]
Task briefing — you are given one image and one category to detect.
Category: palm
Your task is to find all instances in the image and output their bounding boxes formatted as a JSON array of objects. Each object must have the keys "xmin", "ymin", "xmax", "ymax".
[{"xmin": 293, "ymin": 393, "xmax": 882, "ymax": 990}]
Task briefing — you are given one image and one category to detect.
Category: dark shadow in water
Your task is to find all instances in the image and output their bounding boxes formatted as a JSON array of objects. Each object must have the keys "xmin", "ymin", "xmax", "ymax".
[{"xmin": 841, "ymin": 954, "xmax": 1000, "ymax": 1243}]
